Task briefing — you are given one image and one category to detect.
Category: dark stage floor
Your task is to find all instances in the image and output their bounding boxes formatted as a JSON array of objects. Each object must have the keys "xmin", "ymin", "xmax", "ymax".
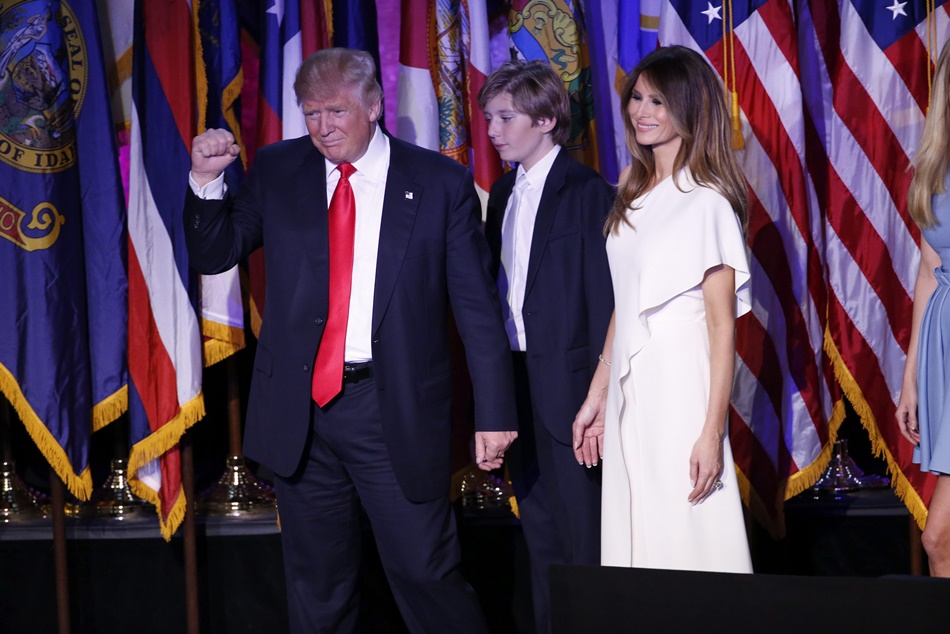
[{"xmin": 0, "ymin": 482, "xmax": 925, "ymax": 634}]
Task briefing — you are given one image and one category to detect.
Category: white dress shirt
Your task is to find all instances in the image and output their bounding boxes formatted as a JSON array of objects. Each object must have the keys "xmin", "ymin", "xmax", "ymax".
[
  {"xmin": 331, "ymin": 126, "xmax": 389, "ymax": 362},
  {"xmin": 499, "ymin": 144, "xmax": 560, "ymax": 351},
  {"xmin": 188, "ymin": 125, "xmax": 390, "ymax": 362}
]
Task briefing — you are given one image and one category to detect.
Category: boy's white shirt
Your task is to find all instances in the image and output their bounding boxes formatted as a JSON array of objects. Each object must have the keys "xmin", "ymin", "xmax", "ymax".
[{"xmin": 501, "ymin": 143, "xmax": 561, "ymax": 351}]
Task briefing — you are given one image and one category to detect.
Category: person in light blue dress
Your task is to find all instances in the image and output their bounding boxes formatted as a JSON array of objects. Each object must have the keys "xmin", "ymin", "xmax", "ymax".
[{"xmin": 896, "ymin": 38, "xmax": 950, "ymax": 578}]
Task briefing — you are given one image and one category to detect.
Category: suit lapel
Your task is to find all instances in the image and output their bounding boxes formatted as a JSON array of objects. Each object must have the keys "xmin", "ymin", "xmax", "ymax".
[
  {"xmin": 489, "ymin": 173, "xmax": 517, "ymax": 232},
  {"xmin": 524, "ymin": 150, "xmax": 568, "ymax": 298},
  {"xmin": 294, "ymin": 143, "xmax": 330, "ymax": 281},
  {"xmin": 372, "ymin": 138, "xmax": 421, "ymax": 332}
]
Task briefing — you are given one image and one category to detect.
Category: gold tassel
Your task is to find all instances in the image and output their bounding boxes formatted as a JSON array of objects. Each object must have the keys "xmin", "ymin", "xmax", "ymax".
[
  {"xmin": 722, "ymin": 0, "xmax": 743, "ymax": 149},
  {"xmin": 731, "ymin": 90, "xmax": 744, "ymax": 150}
]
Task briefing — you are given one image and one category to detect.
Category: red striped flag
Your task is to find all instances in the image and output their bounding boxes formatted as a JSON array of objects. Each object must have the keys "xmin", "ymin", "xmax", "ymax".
[
  {"xmin": 395, "ymin": 0, "xmax": 500, "ymax": 214},
  {"xmin": 804, "ymin": 1, "xmax": 950, "ymax": 527},
  {"xmin": 660, "ymin": 1, "xmax": 837, "ymax": 535},
  {"xmin": 127, "ymin": 0, "xmax": 205, "ymax": 540},
  {"xmin": 464, "ymin": 0, "xmax": 502, "ymax": 209},
  {"xmin": 396, "ymin": 0, "xmax": 439, "ymax": 151}
]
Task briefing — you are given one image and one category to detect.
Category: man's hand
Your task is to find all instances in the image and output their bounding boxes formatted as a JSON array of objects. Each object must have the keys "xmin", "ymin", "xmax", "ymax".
[
  {"xmin": 474, "ymin": 431, "xmax": 518, "ymax": 471},
  {"xmin": 191, "ymin": 128, "xmax": 240, "ymax": 187}
]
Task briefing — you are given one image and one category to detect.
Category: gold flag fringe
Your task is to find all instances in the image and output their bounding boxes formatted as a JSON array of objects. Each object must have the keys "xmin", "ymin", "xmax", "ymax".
[
  {"xmin": 222, "ymin": 72, "xmax": 247, "ymax": 168},
  {"xmin": 193, "ymin": 1, "xmax": 207, "ymax": 134},
  {"xmin": 92, "ymin": 384, "xmax": 129, "ymax": 432},
  {"xmin": 0, "ymin": 363, "xmax": 93, "ymax": 500},
  {"xmin": 127, "ymin": 392, "xmax": 206, "ymax": 541},
  {"xmin": 324, "ymin": 0, "xmax": 334, "ymax": 42},
  {"xmin": 824, "ymin": 327, "xmax": 929, "ymax": 529},
  {"xmin": 735, "ymin": 466, "xmax": 785, "ymax": 539},
  {"xmin": 129, "ymin": 477, "xmax": 188, "ymax": 542},
  {"xmin": 110, "ymin": 47, "xmax": 133, "ymax": 133},
  {"xmin": 201, "ymin": 319, "xmax": 246, "ymax": 367},
  {"xmin": 734, "ymin": 382, "xmax": 845, "ymax": 539},
  {"xmin": 508, "ymin": 495, "xmax": 520, "ymax": 520},
  {"xmin": 249, "ymin": 296, "xmax": 263, "ymax": 339},
  {"xmin": 786, "ymin": 396, "xmax": 846, "ymax": 499}
]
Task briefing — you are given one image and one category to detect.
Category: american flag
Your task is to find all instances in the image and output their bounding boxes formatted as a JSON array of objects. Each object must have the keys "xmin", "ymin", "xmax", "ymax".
[
  {"xmin": 804, "ymin": 0, "xmax": 949, "ymax": 526},
  {"xmin": 658, "ymin": 0, "xmax": 949, "ymax": 531},
  {"xmin": 660, "ymin": 0, "xmax": 836, "ymax": 534}
]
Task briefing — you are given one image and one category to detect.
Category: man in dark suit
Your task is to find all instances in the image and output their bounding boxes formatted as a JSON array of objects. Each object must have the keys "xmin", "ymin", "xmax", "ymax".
[
  {"xmin": 479, "ymin": 60, "xmax": 614, "ymax": 633},
  {"xmin": 185, "ymin": 48, "xmax": 517, "ymax": 633}
]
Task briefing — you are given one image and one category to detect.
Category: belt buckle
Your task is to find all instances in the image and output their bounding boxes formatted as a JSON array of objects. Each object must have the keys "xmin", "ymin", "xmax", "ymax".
[{"xmin": 343, "ymin": 362, "xmax": 371, "ymax": 384}]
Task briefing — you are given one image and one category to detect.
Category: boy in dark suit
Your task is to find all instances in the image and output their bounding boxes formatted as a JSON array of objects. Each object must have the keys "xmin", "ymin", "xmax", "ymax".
[{"xmin": 479, "ymin": 60, "xmax": 615, "ymax": 633}]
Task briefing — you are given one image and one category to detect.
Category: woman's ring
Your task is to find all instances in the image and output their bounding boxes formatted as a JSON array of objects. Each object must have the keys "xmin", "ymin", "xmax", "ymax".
[{"xmin": 714, "ymin": 480, "xmax": 724, "ymax": 491}]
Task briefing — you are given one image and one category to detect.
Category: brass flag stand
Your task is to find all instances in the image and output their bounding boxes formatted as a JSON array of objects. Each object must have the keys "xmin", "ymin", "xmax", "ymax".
[{"xmin": 196, "ymin": 356, "xmax": 276, "ymax": 517}]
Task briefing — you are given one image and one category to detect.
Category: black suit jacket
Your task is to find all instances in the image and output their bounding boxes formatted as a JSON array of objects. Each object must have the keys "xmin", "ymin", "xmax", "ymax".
[
  {"xmin": 184, "ymin": 134, "xmax": 516, "ymax": 502},
  {"xmin": 485, "ymin": 150, "xmax": 614, "ymax": 444}
]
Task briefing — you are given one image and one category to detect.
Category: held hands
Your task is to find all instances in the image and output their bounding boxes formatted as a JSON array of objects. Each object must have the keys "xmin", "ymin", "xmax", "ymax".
[
  {"xmin": 572, "ymin": 388, "xmax": 606, "ymax": 468},
  {"xmin": 191, "ymin": 128, "xmax": 240, "ymax": 187},
  {"xmin": 475, "ymin": 431, "xmax": 518, "ymax": 471},
  {"xmin": 895, "ymin": 383, "xmax": 921, "ymax": 447},
  {"xmin": 688, "ymin": 429, "xmax": 724, "ymax": 505}
]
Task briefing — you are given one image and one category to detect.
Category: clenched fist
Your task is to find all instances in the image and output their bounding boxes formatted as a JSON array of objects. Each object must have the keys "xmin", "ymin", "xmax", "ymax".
[{"xmin": 191, "ymin": 128, "xmax": 241, "ymax": 187}]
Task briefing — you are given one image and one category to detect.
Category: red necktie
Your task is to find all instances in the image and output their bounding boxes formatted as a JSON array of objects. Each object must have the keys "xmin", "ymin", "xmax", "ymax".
[{"xmin": 312, "ymin": 162, "xmax": 357, "ymax": 406}]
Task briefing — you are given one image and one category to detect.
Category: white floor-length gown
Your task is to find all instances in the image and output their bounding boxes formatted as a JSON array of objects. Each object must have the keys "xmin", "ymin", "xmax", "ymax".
[{"xmin": 601, "ymin": 170, "xmax": 753, "ymax": 573}]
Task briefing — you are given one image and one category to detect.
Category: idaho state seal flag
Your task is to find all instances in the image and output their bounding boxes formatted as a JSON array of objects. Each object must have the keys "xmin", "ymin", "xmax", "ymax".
[{"xmin": 0, "ymin": 0, "xmax": 128, "ymax": 499}]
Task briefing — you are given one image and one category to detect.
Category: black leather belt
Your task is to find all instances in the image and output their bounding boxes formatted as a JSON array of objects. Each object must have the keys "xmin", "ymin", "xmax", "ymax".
[{"xmin": 342, "ymin": 361, "xmax": 374, "ymax": 384}]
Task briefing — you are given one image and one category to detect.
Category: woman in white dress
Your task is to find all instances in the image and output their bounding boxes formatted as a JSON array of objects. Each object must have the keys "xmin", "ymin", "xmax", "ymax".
[{"xmin": 572, "ymin": 45, "xmax": 753, "ymax": 573}]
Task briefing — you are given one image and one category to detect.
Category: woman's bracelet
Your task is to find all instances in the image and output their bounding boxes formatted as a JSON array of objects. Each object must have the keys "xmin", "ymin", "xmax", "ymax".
[{"xmin": 598, "ymin": 354, "xmax": 612, "ymax": 367}]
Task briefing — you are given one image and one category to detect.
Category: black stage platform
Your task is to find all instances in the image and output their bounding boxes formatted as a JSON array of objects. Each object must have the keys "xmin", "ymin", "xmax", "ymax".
[{"xmin": 0, "ymin": 485, "xmax": 923, "ymax": 634}]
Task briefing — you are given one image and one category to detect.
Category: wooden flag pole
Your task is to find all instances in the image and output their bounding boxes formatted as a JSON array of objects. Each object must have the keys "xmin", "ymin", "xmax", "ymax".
[
  {"xmin": 227, "ymin": 356, "xmax": 243, "ymax": 455},
  {"xmin": 182, "ymin": 432, "xmax": 200, "ymax": 634},
  {"xmin": 49, "ymin": 471, "xmax": 71, "ymax": 634}
]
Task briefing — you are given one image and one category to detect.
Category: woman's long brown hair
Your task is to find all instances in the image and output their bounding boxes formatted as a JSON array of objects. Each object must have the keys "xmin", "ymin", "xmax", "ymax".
[{"xmin": 606, "ymin": 46, "xmax": 749, "ymax": 235}]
